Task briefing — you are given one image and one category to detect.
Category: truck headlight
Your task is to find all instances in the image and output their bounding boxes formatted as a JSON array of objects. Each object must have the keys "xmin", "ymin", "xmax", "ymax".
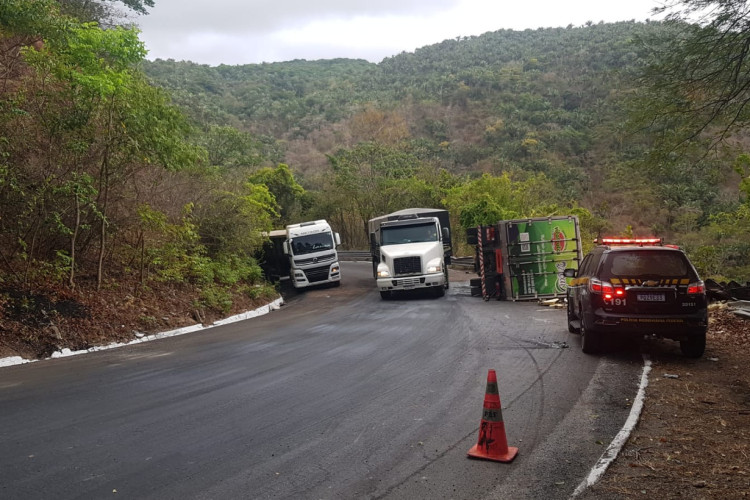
[
  {"xmin": 376, "ymin": 263, "xmax": 391, "ymax": 278},
  {"xmin": 427, "ymin": 264, "xmax": 442, "ymax": 273}
]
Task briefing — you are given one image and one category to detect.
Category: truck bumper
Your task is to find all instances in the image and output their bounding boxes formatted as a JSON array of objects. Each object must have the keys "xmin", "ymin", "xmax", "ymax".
[
  {"xmin": 585, "ymin": 308, "xmax": 708, "ymax": 341},
  {"xmin": 377, "ymin": 273, "xmax": 445, "ymax": 292},
  {"xmin": 292, "ymin": 262, "xmax": 341, "ymax": 288}
]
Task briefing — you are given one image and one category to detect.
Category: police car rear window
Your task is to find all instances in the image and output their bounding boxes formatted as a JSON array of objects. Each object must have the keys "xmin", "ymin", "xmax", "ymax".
[{"xmin": 605, "ymin": 251, "xmax": 688, "ymax": 277}]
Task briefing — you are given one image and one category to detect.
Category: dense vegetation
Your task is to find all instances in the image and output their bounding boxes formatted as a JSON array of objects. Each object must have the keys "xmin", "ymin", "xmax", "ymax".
[
  {"xmin": 141, "ymin": 20, "xmax": 749, "ymax": 279},
  {"xmin": 1, "ymin": 0, "xmax": 749, "ymax": 345}
]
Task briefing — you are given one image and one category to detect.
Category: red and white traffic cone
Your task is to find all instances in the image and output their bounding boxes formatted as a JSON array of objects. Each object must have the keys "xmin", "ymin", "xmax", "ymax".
[{"xmin": 467, "ymin": 369, "xmax": 518, "ymax": 463}]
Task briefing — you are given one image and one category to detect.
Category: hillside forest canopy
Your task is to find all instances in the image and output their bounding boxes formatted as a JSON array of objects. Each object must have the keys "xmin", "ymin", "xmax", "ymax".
[{"xmin": 1, "ymin": 0, "xmax": 749, "ymax": 325}]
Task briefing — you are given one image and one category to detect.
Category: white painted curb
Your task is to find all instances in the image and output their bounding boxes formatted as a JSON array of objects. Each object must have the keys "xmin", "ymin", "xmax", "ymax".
[{"xmin": 0, "ymin": 297, "xmax": 284, "ymax": 368}]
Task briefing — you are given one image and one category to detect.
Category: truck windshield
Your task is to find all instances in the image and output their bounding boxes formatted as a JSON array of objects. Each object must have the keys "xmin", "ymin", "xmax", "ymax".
[
  {"xmin": 381, "ymin": 223, "xmax": 438, "ymax": 246},
  {"xmin": 291, "ymin": 232, "xmax": 334, "ymax": 255}
]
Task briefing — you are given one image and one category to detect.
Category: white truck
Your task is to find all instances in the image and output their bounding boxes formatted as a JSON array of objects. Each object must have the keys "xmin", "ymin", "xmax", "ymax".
[
  {"xmin": 261, "ymin": 220, "xmax": 342, "ymax": 289},
  {"xmin": 368, "ymin": 208, "xmax": 452, "ymax": 299}
]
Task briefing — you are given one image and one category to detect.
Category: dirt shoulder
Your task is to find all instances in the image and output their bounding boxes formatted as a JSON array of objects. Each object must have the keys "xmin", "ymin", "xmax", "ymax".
[{"xmin": 579, "ymin": 303, "xmax": 750, "ymax": 499}]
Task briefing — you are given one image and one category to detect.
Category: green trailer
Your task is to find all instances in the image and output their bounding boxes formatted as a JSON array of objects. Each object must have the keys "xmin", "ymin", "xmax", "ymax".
[{"xmin": 498, "ymin": 216, "xmax": 582, "ymax": 301}]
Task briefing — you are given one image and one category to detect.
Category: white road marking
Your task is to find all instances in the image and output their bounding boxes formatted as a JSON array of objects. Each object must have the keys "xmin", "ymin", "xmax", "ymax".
[{"xmin": 571, "ymin": 355, "xmax": 652, "ymax": 497}]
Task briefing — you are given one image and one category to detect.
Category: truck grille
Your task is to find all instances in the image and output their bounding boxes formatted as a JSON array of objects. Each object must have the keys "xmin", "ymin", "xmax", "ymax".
[
  {"xmin": 394, "ymin": 256, "xmax": 421, "ymax": 276},
  {"xmin": 304, "ymin": 264, "xmax": 331, "ymax": 283},
  {"xmin": 295, "ymin": 252, "xmax": 336, "ymax": 266},
  {"xmin": 393, "ymin": 277, "xmax": 424, "ymax": 287}
]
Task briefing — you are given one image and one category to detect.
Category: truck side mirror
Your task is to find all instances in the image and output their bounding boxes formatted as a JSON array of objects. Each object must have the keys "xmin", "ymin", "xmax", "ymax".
[
  {"xmin": 283, "ymin": 241, "xmax": 290, "ymax": 255},
  {"xmin": 334, "ymin": 232, "xmax": 341, "ymax": 246},
  {"xmin": 442, "ymin": 227, "xmax": 450, "ymax": 240}
]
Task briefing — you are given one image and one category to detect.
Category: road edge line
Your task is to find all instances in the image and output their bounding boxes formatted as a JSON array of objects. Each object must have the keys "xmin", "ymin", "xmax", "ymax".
[{"xmin": 571, "ymin": 354, "xmax": 652, "ymax": 497}]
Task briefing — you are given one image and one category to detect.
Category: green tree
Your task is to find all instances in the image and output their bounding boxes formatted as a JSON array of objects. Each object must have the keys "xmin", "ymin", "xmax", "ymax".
[
  {"xmin": 246, "ymin": 164, "xmax": 306, "ymax": 224},
  {"xmin": 58, "ymin": 0, "xmax": 155, "ymax": 26},
  {"xmin": 328, "ymin": 142, "xmax": 422, "ymax": 243},
  {"xmin": 201, "ymin": 125, "xmax": 264, "ymax": 171},
  {"xmin": 636, "ymin": 1, "xmax": 750, "ymax": 151}
]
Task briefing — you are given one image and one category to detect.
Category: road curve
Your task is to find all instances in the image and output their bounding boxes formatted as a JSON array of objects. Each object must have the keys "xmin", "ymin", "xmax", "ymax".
[{"xmin": 0, "ymin": 261, "xmax": 643, "ymax": 499}]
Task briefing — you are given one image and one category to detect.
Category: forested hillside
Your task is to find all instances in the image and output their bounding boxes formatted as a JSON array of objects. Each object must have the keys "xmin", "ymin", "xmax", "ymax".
[
  {"xmin": 141, "ymin": 20, "xmax": 747, "ymax": 272},
  {"xmin": 1, "ymin": 0, "xmax": 749, "ymax": 359}
]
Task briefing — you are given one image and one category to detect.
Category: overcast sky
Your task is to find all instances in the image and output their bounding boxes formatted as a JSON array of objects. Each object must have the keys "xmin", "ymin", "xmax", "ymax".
[{"xmin": 135, "ymin": 0, "xmax": 663, "ymax": 66}]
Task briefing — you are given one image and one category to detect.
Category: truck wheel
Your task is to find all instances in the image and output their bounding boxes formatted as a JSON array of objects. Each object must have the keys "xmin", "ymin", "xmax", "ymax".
[
  {"xmin": 380, "ymin": 290, "xmax": 392, "ymax": 300},
  {"xmin": 433, "ymin": 285, "xmax": 445, "ymax": 297},
  {"xmin": 444, "ymin": 267, "xmax": 450, "ymax": 289},
  {"xmin": 680, "ymin": 330, "xmax": 706, "ymax": 358},
  {"xmin": 470, "ymin": 277, "xmax": 482, "ymax": 287},
  {"xmin": 581, "ymin": 314, "xmax": 601, "ymax": 354}
]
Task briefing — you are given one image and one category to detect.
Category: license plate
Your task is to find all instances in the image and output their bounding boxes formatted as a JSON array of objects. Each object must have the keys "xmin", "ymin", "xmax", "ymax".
[{"xmin": 637, "ymin": 293, "xmax": 665, "ymax": 302}]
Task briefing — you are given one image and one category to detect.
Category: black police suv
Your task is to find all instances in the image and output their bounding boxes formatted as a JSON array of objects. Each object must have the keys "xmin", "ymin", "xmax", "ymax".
[{"xmin": 564, "ymin": 238, "xmax": 708, "ymax": 357}]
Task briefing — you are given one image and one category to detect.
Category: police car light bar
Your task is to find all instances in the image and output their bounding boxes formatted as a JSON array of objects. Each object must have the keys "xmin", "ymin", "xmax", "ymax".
[{"xmin": 595, "ymin": 237, "xmax": 664, "ymax": 246}]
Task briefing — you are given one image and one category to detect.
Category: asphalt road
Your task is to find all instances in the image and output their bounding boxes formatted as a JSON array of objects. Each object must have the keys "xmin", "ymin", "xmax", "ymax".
[{"xmin": 0, "ymin": 262, "xmax": 644, "ymax": 499}]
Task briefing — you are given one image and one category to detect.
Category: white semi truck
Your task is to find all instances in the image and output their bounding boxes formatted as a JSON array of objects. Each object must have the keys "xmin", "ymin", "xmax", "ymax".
[
  {"xmin": 261, "ymin": 220, "xmax": 342, "ymax": 289},
  {"xmin": 368, "ymin": 208, "xmax": 452, "ymax": 299}
]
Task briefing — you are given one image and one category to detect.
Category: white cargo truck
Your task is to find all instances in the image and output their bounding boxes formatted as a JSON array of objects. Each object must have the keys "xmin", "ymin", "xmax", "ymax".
[
  {"xmin": 284, "ymin": 220, "xmax": 342, "ymax": 288},
  {"xmin": 368, "ymin": 208, "xmax": 452, "ymax": 299},
  {"xmin": 261, "ymin": 220, "xmax": 341, "ymax": 289}
]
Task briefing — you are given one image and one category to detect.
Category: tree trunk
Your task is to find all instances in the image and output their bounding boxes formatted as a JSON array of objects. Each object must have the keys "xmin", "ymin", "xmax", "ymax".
[
  {"xmin": 69, "ymin": 190, "xmax": 80, "ymax": 289},
  {"xmin": 97, "ymin": 153, "xmax": 109, "ymax": 291}
]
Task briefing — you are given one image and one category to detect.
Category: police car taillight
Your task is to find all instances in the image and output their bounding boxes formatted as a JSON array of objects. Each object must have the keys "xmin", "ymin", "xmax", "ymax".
[
  {"xmin": 590, "ymin": 278, "xmax": 625, "ymax": 300},
  {"xmin": 687, "ymin": 280, "xmax": 705, "ymax": 295},
  {"xmin": 590, "ymin": 278, "xmax": 613, "ymax": 294}
]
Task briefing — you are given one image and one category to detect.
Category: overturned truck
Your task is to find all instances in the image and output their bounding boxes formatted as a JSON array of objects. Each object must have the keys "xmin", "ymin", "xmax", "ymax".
[{"xmin": 469, "ymin": 216, "xmax": 582, "ymax": 301}]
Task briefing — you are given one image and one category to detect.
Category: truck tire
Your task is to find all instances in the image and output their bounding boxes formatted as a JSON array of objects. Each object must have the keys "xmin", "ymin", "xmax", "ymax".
[
  {"xmin": 380, "ymin": 290, "xmax": 392, "ymax": 300},
  {"xmin": 470, "ymin": 285, "xmax": 482, "ymax": 297},
  {"xmin": 433, "ymin": 285, "xmax": 445, "ymax": 297},
  {"xmin": 470, "ymin": 277, "xmax": 482, "ymax": 287}
]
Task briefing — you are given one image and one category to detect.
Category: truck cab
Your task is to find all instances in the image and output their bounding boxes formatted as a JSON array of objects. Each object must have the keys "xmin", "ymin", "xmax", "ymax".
[
  {"xmin": 283, "ymin": 220, "xmax": 342, "ymax": 289},
  {"xmin": 369, "ymin": 209, "xmax": 451, "ymax": 299}
]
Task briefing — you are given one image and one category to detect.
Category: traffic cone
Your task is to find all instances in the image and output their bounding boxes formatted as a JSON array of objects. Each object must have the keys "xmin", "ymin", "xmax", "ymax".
[{"xmin": 467, "ymin": 369, "xmax": 518, "ymax": 462}]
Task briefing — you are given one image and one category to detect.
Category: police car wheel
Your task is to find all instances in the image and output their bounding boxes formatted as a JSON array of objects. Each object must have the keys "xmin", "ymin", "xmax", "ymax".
[
  {"xmin": 581, "ymin": 315, "xmax": 601, "ymax": 354},
  {"xmin": 680, "ymin": 331, "xmax": 706, "ymax": 358}
]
